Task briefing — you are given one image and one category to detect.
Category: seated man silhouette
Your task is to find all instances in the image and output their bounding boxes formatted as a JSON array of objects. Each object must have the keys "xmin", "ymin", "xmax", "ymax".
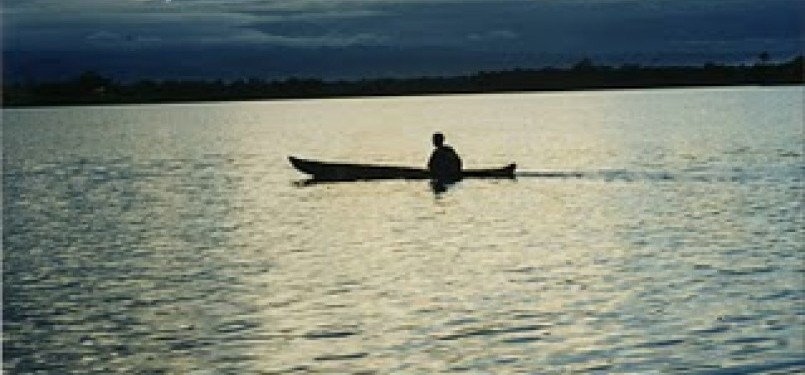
[{"xmin": 428, "ymin": 132, "xmax": 463, "ymax": 185}]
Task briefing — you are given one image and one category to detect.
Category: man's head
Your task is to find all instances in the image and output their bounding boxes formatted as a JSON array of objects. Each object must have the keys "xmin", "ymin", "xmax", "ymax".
[{"xmin": 432, "ymin": 132, "xmax": 445, "ymax": 147}]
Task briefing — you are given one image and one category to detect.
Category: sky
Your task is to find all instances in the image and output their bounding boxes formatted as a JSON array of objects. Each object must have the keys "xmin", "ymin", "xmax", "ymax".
[{"xmin": 3, "ymin": 0, "xmax": 803, "ymax": 82}]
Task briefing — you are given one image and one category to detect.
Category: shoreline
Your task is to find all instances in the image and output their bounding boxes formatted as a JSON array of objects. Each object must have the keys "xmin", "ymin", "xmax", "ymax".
[{"xmin": 4, "ymin": 57, "xmax": 803, "ymax": 108}]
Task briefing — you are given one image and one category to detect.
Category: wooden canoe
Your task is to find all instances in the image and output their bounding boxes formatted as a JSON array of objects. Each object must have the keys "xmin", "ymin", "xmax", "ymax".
[{"xmin": 289, "ymin": 156, "xmax": 516, "ymax": 182}]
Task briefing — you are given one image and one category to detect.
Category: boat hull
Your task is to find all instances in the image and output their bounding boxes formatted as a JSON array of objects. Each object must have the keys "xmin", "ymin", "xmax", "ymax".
[{"xmin": 289, "ymin": 156, "xmax": 515, "ymax": 182}]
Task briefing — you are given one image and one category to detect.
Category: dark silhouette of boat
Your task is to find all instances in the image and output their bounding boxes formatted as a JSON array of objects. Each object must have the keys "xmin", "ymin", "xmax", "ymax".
[{"xmin": 289, "ymin": 156, "xmax": 516, "ymax": 182}]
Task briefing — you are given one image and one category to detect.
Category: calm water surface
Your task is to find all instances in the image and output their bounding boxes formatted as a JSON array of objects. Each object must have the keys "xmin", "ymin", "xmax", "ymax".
[{"xmin": 3, "ymin": 87, "xmax": 804, "ymax": 374}]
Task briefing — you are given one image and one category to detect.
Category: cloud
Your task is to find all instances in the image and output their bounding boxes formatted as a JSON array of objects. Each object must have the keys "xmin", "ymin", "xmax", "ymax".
[
  {"xmin": 4, "ymin": 0, "xmax": 803, "ymax": 81},
  {"xmin": 85, "ymin": 30, "xmax": 163, "ymax": 46},
  {"xmin": 468, "ymin": 30, "xmax": 518, "ymax": 43},
  {"xmin": 3, "ymin": 0, "xmax": 402, "ymax": 50},
  {"xmin": 197, "ymin": 29, "xmax": 389, "ymax": 47},
  {"xmin": 7, "ymin": 0, "xmax": 802, "ymax": 51}
]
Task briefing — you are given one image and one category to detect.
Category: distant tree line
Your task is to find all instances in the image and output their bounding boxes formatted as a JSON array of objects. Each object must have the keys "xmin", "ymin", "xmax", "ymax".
[{"xmin": 3, "ymin": 56, "xmax": 803, "ymax": 107}]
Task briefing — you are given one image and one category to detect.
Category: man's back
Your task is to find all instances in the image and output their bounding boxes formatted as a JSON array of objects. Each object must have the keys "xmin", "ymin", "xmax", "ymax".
[{"xmin": 428, "ymin": 145, "xmax": 462, "ymax": 183}]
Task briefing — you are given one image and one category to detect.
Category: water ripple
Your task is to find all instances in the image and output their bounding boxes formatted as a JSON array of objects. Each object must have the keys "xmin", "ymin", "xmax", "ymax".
[{"xmin": 4, "ymin": 88, "xmax": 804, "ymax": 374}]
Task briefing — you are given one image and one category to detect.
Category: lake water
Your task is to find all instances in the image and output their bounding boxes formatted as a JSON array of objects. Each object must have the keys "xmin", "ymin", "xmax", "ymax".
[{"xmin": 3, "ymin": 86, "xmax": 804, "ymax": 374}]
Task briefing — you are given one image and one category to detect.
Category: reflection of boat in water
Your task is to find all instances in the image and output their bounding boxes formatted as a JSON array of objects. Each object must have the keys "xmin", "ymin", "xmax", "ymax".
[{"xmin": 288, "ymin": 156, "xmax": 516, "ymax": 182}]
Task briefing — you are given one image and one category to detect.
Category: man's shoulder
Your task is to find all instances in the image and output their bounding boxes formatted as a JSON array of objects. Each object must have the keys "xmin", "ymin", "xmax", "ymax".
[
  {"xmin": 444, "ymin": 145, "xmax": 460, "ymax": 157},
  {"xmin": 432, "ymin": 145, "xmax": 460, "ymax": 158}
]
